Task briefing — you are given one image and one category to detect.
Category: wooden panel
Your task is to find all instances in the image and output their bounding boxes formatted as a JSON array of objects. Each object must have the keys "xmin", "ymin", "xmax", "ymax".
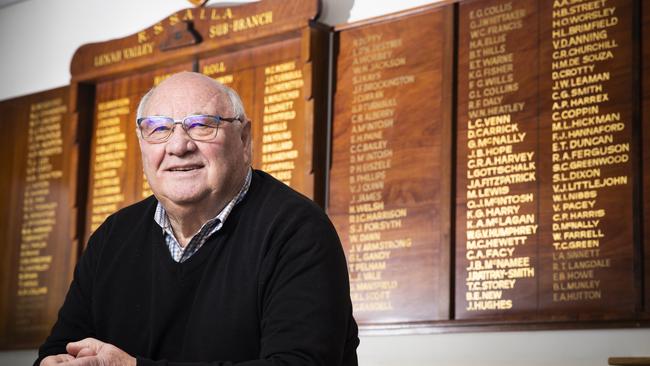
[
  {"xmin": 0, "ymin": 87, "xmax": 75, "ymax": 349},
  {"xmin": 330, "ymin": 4, "xmax": 453, "ymax": 326},
  {"xmin": 85, "ymin": 63, "xmax": 193, "ymax": 241},
  {"xmin": 456, "ymin": 0, "xmax": 539, "ymax": 319},
  {"xmin": 456, "ymin": 0, "xmax": 638, "ymax": 322},
  {"xmin": 0, "ymin": 99, "xmax": 19, "ymax": 348},
  {"xmin": 70, "ymin": 0, "xmax": 319, "ymax": 81},
  {"xmin": 537, "ymin": 0, "xmax": 636, "ymax": 317}
]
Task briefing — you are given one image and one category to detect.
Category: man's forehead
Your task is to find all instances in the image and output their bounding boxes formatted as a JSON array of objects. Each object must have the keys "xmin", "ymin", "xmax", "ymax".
[{"xmin": 144, "ymin": 73, "xmax": 232, "ymax": 116}]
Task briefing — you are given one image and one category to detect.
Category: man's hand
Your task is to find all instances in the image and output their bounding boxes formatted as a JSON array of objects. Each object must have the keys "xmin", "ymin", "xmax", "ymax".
[
  {"xmin": 39, "ymin": 354, "xmax": 75, "ymax": 365},
  {"xmin": 39, "ymin": 338, "xmax": 136, "ymax": 366}
]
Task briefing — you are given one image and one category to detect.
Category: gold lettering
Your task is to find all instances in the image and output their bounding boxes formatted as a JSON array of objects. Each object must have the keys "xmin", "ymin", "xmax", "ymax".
[
  {"xmin": 202, "ymin": 62, "xmax": 226, "ymax": 75},
  {"xmin": 169, "ymin": 14, "xmax": 180, "ymax": 26},
  {"xmin": 232, "ymin": 11, "xmax": 273, "ymax": 32},
  {"xmin": 209, "ymin": 23, "xmax": 229, "ymax": 38},
  {"xmin": 182, "ymin": 9, "xmax": 194, "ymax": 21},
  {"xmin": 154, "ymin": 22, "xmax": 164, "ymax": 35},
  {"xmin": 138, "ymin": 31, "xmax": 149, "ymax": 44},
  {"xmin": 17, "ymin": 98, "xmax": 67, "ymax": 303}
]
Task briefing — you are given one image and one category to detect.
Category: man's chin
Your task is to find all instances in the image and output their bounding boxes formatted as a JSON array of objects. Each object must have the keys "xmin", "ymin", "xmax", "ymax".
[{"xmin": 156, "ymin": 190, "xmax": 208, "ymax": 206}]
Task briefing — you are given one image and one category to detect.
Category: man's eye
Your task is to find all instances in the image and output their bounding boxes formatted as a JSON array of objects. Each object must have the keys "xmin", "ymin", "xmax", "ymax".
[
  {"xmin": 151, "ymin": 125, "xmax": 171, "ymax": 133},
  {"xmin": 188, "ymin": 122, "xmax": 210, "ymax": 129}
]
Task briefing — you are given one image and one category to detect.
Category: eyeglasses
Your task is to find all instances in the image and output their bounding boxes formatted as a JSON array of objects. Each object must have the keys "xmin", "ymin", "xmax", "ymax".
[{"xmin": 136, "ymin": 114, "xmax": 240, "ymax": 143}]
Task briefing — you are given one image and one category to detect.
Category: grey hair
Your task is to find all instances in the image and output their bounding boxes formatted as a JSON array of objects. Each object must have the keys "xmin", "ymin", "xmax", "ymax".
[
  {"xmin": 223, "ymin": 85, "xmax": 247, "ymax": 120},
  {"xmin": 136, "ymin": 88, "xmax": 154, "ymax": 120},
  {"xmin": 135, "ymin": 79, "xmax": 247, "ymax": 121}
]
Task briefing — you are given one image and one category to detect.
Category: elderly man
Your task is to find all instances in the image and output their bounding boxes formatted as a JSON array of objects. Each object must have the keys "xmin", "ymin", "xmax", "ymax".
[{"xmin": 36, "ymin": 72, "xmax": 358, "ymax": 366}]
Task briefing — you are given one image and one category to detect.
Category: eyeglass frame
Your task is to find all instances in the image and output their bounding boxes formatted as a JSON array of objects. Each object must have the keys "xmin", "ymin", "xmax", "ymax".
[{"xmin": 136, "ymin": 114, "xmax": 242, "ymax": 143}]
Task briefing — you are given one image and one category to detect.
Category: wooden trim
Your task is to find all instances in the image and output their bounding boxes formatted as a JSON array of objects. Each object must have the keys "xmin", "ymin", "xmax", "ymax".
[
  {"xmin": 609, "ymin": 358, "xmax": 650, "ymax": 366},
  {"xmin": 334, "ymin": 0, "xmax": 457, "ymax": 32},
  {"xmin": 438, "ymin": 2, "xmax": 457, "ymax": 321},
  {"xmin": 359, "ymin": 316, "xmax": 650, "ymax": 336},
  {"xmin": 70, "ymin": 0, "xmax": 319, "ymax": 80}
]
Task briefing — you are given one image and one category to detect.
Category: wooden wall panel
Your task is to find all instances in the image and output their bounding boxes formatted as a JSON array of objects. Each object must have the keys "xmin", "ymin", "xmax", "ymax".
[
  {"xmin": 456, "ymin": 0, "xmax": 638, "ymax": 323},
  {"xmin": 0, "ymin": 99, "xmax": 20, "ymax": 348},
  {"xmin": 456, "ymin": 0, "xmax": 540, "ymax": 319},
  {"xmin": 330, "ymin": 4, "xmax": 454, "ymax": 327},
  {"xmin": 334, "ymin": 0, "xmax": 646, "ymax": 330},
  {"xmin": 457, "ymin": 0, "xmax": 638, "ymax": 322},
  {"xmin": 0, "ymin": 87, "xmax": 75, "ymax": 349},
  {"xmin": 537, "ymin": 0, "xmax": 637, "ymax": 318}
]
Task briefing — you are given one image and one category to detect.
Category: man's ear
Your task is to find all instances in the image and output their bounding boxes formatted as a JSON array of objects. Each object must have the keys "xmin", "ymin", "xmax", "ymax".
[
  {"xmin": 241, "ymin": 119, "xmax": 252, "ymax": 165},
  {"xmin": 135, "ymin": 127, "xmax": 144, "ymax": 149}
]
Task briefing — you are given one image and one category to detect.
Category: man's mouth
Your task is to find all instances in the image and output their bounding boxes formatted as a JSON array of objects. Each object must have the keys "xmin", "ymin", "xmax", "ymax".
[{"xmin": 167, "ymin": 165, "xmax": 203, "ymax": 172}]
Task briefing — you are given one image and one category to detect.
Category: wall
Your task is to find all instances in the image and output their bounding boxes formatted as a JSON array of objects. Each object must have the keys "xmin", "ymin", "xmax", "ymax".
[{"xmin": 1, "ymin": 0, "xmax": 649, "ymax": 365}]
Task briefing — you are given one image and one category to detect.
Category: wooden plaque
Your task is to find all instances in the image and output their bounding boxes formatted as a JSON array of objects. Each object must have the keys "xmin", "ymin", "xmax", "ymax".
[
  {"xmin": 456, "ymin": 0, "xmax": 540, "ymax": 319},
  {"xmin": 0, "ymin": 99, "xmax": 17, "ymax": 348},
  {"xmin": 330, "ymin": 4, "xmax": 454, "ymax": 327},
  {"xmin": 456, "ymin": 0, "xmax": 638, "ymax": 321},
  {"xmin": 537, "ymin": 0, "xmax": 637, "ymax": 317},
  {"xmin": 0, "ymin": 87, "xmax": 76, "ymax": 349}
]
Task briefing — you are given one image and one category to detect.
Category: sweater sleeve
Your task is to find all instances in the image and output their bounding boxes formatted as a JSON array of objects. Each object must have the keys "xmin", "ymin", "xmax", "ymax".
[
  {"xmin": 33, "ymin": 217, "xmax": 109, "ymax": 366},
  {"xmin": 136, "ymin": 212, "xmax": 358, "ymax": 366},
  {"xmin": 255, "ymin": 214, "xmax": 358, "ymax": 365}
]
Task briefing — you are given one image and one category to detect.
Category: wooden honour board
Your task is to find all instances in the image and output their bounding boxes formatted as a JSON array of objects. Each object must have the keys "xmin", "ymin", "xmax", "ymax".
[
  {"xmin": 330, "ymin": 4, "xmax": 454, "ymax": 327},
  {"xmin": 332, "ymin": 0, "xmax": 649, "ymax": 330},
  {"xmin": 0, "ymin": 87, "xmax": 77, "ymax": 348},
  {"xmin": 456, "ymin": 0, "xmax": 639, "ymax": 322}
]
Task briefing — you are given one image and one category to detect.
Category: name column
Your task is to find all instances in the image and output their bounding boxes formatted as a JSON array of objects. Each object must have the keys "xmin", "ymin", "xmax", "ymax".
[
  {"xmin": 11, "ymin": 96, "xmax": 68, "ymax": 342},
  {"xmin": 331, "ymin": 7, "xmax": 452, "ymax": 325},
  {"xmin": 456, "ymin": 0, "xmax": 539, "ymax": 318},
  {"xmin": 539, "ymin": 0, "xmax": 636, "ymax": 312}
]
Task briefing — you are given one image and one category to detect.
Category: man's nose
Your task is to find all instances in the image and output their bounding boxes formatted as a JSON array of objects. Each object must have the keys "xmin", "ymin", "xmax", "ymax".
[{"xmin": 165, "ymin": 124, "xmax": 197, "ymax": 155}]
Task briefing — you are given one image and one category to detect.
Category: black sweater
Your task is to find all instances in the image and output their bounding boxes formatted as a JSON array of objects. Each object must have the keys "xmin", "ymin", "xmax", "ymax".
[{"xmin": 36, "ymin": 170, "xmax": 359, "ymax": 366}]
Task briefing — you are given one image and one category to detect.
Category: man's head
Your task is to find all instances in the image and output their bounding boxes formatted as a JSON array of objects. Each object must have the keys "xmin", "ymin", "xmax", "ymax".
[{"xmin": 136, "ymin": 71, "xmax": 251, "ymax": 210}]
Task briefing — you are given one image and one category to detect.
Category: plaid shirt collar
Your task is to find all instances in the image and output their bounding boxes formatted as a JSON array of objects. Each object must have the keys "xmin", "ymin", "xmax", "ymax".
[{"xmin": 154, "ymin": 167, "xmax": 252, "ymax": 262}]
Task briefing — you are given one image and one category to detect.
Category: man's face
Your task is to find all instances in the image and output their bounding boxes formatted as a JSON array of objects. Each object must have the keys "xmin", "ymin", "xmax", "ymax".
[{"xmin": 138, "ymin": 72, "xmax": 251, "ymax": 208}]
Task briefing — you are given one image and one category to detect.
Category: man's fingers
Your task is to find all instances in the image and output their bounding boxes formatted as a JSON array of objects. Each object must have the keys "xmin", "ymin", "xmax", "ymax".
[
  {"xmin": 75, "ymin": 347, "xmax": 97, "ymax": 358},
  {"xmin": 60, "ymin": 339, "xmax": 134, "ymax": 366},
  {"xmin": 66, "ymin": 338, "xmax": 103, "ymax": 357},
  {"xmin": 56, "ymin": 354, "xmax": 76, "ymax": 362},
  {"xmin": 39, "ymin": 354, "xmax": 75, "ymax": 365},
  {"xmin": 60, "ymin": 355, "xmax": 100, "ymax": 366}
]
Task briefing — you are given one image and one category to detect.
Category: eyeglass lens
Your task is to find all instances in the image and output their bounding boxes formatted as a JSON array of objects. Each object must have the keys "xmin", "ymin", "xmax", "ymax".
[{"xmin": 139, "ymin": 115, "xmax": 221, "ymax": 142}]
